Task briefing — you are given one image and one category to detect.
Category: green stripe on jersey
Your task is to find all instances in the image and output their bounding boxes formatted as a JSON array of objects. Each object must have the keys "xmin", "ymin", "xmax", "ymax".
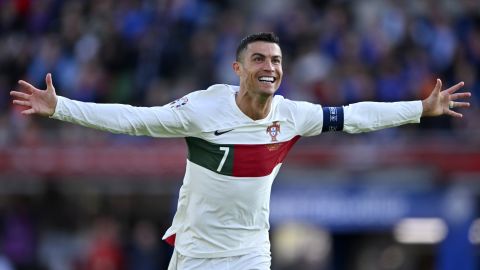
[{"xmin": 185, "ymin": 137, "xmax": 234, "ymax": 175}]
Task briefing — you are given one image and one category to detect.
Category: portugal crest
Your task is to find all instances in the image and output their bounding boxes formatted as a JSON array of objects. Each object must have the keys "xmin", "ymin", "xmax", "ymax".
[{"xmin": 266, "ymin": 121, "xmax": 281, "ymax": 142}]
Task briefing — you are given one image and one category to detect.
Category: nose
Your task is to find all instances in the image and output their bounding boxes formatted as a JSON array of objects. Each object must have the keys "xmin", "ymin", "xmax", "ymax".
[{"xmin": 263, "ymin": 59, "xmax": 275, "ymax": 71}]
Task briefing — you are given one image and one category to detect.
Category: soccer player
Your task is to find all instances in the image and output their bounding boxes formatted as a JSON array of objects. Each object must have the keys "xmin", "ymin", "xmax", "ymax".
[{"xmin": 10, "ymin": 32, "xmax": 470, "ymax": 270}]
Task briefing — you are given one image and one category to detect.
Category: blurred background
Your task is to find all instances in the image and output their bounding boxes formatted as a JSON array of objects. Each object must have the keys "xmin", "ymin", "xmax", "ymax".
[{"xmin": 1, "ymin": 0, "xmax": 480, "ymax": 269}]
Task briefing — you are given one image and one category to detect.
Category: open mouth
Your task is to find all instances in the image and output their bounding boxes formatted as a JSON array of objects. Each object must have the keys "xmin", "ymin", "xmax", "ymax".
[{"xmin": 258, "ymin": 76, "xmax": 276, "ymax": 83}]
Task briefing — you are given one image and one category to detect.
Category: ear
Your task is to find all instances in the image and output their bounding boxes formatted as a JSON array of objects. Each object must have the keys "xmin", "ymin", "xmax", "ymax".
[{"xmin": 232, "ymin": 61, "xmax": 242, "ymax": 76}]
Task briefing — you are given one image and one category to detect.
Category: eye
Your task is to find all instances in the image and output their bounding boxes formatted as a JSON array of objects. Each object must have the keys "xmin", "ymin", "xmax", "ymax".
[
  {"xmin": 253, "ymin": 57, "xmax": 263, "ymax": 63},
  {"xmin": 272, "ymin": 58, "xmax": 281, "ymax": 64}
]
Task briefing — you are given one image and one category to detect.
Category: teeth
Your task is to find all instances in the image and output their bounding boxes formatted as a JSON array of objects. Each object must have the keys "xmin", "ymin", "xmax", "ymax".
[{"xmin": 259, "ymin": 76, "xmax": 275, "ymax": 82}]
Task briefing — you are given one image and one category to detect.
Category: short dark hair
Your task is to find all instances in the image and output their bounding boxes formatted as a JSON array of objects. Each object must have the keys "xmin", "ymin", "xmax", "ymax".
[{"xmin": 235, "ymin": 32, "xmax": 280, "ymax": 61}]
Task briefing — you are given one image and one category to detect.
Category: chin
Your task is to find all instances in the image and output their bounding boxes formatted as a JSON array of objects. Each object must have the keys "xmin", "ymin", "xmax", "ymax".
[{"xmin": 258, "ymin": 87, "xmax": 277, "ymax": 97}]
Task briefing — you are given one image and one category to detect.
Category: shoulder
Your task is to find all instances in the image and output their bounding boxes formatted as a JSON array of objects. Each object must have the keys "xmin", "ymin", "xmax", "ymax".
[
  {"xmin": 207, "ymin": 84, "xmax": 239, "ymax": 93},
  {"xmin": 197, "ymin": 84, "xmax": 238, "ymax": 96},
  {"xmin": 272, "ymin": 94, "xmax": 317, "ymax": 111},
  {"xmin": 283, "ymin": 95, "xmax": 322, "ymax": 108},
  {"xmin": 271, "ymin": 95, "xmax": 324, "ymax": 123},
  {"xmin": 170, "ymin": 84, "xmax": 237, "ymax": 119},
  {"xmin": 164, "ymin": 85, "xmax": 239, "ymax": 134},
  {"xmin": 184, "ymin": 84, "xmax": 237, "ymax": 103},
  {"xmin": 170, "ymin": 84, "xmax": 236, "ymax": 108}
]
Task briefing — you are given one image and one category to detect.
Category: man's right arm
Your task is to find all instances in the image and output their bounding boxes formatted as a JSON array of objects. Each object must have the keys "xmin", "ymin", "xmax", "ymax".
[
  {"xmin": 51, "ymin": 96, "xmax": 191, "ymax": 137},
  {"xmin": 11, "ymin": 73, "xmax": 194, "ymax": 137}
]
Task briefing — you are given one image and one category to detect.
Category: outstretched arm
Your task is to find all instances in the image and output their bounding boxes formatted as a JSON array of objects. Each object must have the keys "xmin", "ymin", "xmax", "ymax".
[
  {"xmin": 10, "ymin": 74, "xmax": 194, "ymax": 137},
  {"xmin": 10, "ymin": 73, "xmax": 57, "ymax": 116},
  {"xmin": 339, "ymin": 79, "xmax": 471, "ymax": 134}
]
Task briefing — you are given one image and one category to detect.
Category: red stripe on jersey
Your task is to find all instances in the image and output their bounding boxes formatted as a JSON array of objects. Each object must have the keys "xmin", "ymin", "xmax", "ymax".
[
  {"xmin": 165, "ymin": 234, "xmax": 176, "ymax": 246},
  {"xmin": 232, "ymin": 136, "xmax": 300, "ymax": 177}
]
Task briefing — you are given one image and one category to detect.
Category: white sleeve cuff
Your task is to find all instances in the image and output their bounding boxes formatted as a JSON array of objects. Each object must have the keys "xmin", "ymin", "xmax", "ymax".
[{"xmin": 50, "ymin": 96, "xmax": 67, "ymax": 120}]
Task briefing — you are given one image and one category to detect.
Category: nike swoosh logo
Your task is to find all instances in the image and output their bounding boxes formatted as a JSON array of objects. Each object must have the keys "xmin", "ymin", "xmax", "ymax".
[{"xmin": 214, "ymin": 129, "xmax": 234, "ymax": 136}]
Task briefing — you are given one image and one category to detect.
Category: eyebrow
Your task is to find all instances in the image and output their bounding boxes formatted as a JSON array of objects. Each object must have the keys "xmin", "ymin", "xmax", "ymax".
[{"xmin": 250, "ymin": 53, "xmax": 282, "ymax": 59}]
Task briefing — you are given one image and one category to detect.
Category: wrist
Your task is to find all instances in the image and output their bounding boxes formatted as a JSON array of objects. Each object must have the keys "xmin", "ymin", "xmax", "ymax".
[
  {"xmin": 421, "ymin": 99, "xmax": 427, "ymax": 117},
  {"xmin": 421, "ymin": 99, "xmax": 434, "ymax": 117},
  {"xmin": 48, "ymin": 95, "xmax": 60, "ymax": 118}
]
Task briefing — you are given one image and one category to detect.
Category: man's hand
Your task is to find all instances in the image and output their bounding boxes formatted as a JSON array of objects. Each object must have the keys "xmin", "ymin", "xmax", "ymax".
[
  {"xmin": 10, "ymin": 73, "xmax": 58, "ymax": 117},
  {"xmin": 422, "ymin": 79, "xmax": 471, "ymax": 117}
]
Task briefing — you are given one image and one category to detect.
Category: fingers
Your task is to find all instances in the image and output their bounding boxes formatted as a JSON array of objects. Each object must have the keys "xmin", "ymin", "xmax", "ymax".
[
  {"xmin": 12, "ymin": 100, "xmax": 32, "ymax": 107},
  {"xmin": 10, "ymin": 90, "xmax": 33, "ymax": 108},
  {"xmin": 46, "ymin": 73, "xmax": 52, "ymax": 85},
  {"xmin": 445, "ymin": 81, "xmax": 465, "ymax": 94},
  {"xmin": 21, "ymin": 108, "xmax": 35, "ymax": 115},
  {"xmin": 450, "ymin": 92, "xmax": 471, "ymax": 100},
  {"xmin": 18, "ymin": 80, "xmax": 37, "ymax": 93},
  {"xmin": 10, "ymin": 91, "xmax": 31, "ymax": 100},
  {"xmin": 16, "ymin": 74, "xmax": 55, "ymax": 94},
  {"xmin": 448, "ymin": 88, "xmax": 471, "ymax": 112},
  {"xmin": 450, "ymin": 101, "xmax": 470, "ymax": 109},
  {"xmin": 445, "ymin": 109, "xmax": 463, "ymax": 118},
  {"xmin": 45, "ymin": 73, "xmax": 55, "ymax": 93},
  {"xmin": 433, "ymin": 78, "xmax": 442, "ymax": 95}
]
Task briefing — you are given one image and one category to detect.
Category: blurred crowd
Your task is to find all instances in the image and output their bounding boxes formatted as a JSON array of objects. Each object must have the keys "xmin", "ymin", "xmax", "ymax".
[
  {"xmin": 1, "ymin": 1, "xmax": 480, "ymax": 269},
  {"xmin": 1, "ymin": 0, "xmax": 480, "ymax": 147},
  {"xmin": 0, "ymin": 183, "xmax": 173, "ymax": 270}
]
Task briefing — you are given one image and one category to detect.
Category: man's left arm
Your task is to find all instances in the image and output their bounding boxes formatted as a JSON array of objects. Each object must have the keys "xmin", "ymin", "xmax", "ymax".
[{"xmin": 338, "ymin": 79, "xmax": 470, "ymax": 134}]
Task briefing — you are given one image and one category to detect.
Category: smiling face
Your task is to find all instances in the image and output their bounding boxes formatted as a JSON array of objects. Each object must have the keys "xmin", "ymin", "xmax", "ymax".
[{"xmin": 233, "ymin": 41, "xmax": 283, "ymax": 97}]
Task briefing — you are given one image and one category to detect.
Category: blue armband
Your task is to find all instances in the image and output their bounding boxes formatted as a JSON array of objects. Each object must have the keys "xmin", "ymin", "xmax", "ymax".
[{"xmin": 322, "ymin": 107, "xmax": 344, "ymax": 132}]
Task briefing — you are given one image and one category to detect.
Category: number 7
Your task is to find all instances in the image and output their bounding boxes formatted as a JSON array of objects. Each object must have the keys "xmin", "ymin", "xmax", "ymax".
[{"xmin": 217, "ymin": 147, "xmax": 230, "ymax": 172}]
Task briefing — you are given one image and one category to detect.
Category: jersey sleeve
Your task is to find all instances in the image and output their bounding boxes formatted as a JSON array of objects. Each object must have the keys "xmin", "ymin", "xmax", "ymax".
[
  {"xmin": 343, "ymin": 100, "xmax": 423, "ymax": 133},
  {"xmin": 291, "ymin": 99, "xmax": 423, "ymax": 136},
  {"xmin": 290, "ymin": 100, "xmax": 325, "ymax": 137},
  {"xmin": 50, "ymin": 94, "xmax": 199, "ymax": 137}
]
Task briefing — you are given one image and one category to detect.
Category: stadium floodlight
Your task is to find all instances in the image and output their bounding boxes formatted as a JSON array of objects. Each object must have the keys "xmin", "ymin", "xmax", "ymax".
[{"xmin": 393, "ymin": 218, "xmax": 448, "ymax": 244}]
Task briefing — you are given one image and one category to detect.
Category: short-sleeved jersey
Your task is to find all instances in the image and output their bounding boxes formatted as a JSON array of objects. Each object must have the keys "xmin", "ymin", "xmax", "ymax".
[{"xmin": 52, "ymin": 83, "xmax": 422, "ymax": 259}]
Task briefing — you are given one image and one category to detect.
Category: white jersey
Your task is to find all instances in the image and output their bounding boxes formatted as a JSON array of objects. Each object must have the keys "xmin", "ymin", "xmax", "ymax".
[{"xmin": 51, "ymin": 84, "xmax": 423, "ymax": 258}]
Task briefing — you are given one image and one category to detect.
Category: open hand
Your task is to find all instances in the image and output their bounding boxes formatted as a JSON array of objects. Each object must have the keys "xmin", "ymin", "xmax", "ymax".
[
  {"xmin": 10, "ymin": 73, "xmax": 58, "ymax": 116},
  {"xmin": 421, "ymin": 79, "xmax": 471, "ymax": 118}
]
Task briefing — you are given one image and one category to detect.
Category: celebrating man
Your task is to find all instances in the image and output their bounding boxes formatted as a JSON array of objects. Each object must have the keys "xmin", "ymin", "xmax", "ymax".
[{"xmin": 11, "ymin": 32, "xmax": 470, "ymax": 270}]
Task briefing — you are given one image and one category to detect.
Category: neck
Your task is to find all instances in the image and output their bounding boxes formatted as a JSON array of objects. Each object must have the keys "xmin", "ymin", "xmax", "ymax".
[{"xmin": 235, "ymin": 88, "xmax": 273, "ymax": 120}]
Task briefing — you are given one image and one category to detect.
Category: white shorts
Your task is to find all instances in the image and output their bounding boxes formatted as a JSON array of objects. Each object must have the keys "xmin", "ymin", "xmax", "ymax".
[{"xmin": 168, "ymin": 249, "xmax": 271, "ymax": 270}]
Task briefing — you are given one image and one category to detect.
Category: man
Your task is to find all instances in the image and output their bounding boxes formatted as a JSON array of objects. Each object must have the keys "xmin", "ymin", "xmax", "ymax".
[{"xmin": 10, "ymin": 32, "xmax": 470, "ymax": 269}]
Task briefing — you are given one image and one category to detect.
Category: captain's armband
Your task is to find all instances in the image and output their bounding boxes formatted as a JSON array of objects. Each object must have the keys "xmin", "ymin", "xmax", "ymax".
[{"xmin": 322, "ymin": 106, "xmax": 344, "ymax": 132}]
